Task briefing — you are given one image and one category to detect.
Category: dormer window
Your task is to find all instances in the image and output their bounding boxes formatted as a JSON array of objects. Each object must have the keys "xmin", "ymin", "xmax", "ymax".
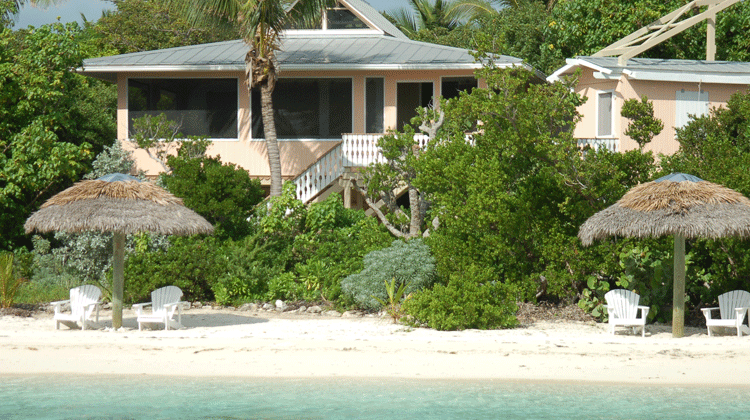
[
  {"xmin": 326, "ymin": 7, "xmax": 368, "ymax": 29},
  {"xmin": 285, "ymin": 2, "xmax": 372, "ymax": 30}
]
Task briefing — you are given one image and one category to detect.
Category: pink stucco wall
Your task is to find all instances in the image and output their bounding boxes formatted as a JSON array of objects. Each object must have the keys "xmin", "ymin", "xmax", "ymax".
[
  {"xmin": 117, "ymin": 68, "xmax": 479, "ymax": 181},
  {"xmin": 572, "ymin": 67, "xmax": 748, "ymax": 155}
]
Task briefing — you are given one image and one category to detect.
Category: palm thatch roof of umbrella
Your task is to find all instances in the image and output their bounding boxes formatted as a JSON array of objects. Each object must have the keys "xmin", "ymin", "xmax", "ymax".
[
  {"xmin": 578, "ymin": 173, "xmax": 750, "ymax": 338},
  {"xmin": 579, "ymin": 173, "xmax": 750, "ymax": 246},
  {"xmin": 24, "ymin": 175, "xmax": 213, "ymax": 235}
]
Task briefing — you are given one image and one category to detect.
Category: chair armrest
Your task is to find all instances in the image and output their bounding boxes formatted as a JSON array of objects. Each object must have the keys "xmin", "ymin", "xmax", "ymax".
[
  {"xmin": 702, "ymin": 307, "xmax": 720, "ymax": 320},
  {"xmin": 637, "ymin": 305, "xmax": 650, "ymax": 319},
  {"xmin": 132, "ymin": 302, "xmax": 152, "ymax": 316},
  {"xmin": 735, "ymin": 307, "xmax": 749, "ymax": 323},
  {"xmin": 50, "ymin": 299, "xmax": 70, "ymax": 314}
]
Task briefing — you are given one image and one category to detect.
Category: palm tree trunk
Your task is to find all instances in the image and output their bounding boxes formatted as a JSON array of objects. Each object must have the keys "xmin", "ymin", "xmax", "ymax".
[{"xmin": 260, "ymin": 82, "xmax": 283, "ymax": 197}]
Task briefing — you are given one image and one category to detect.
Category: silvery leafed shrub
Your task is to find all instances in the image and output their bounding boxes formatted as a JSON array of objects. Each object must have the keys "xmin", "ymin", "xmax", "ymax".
[{"xmin": 341, "ymin": 239, "xmax": 436, "ymax": 311}]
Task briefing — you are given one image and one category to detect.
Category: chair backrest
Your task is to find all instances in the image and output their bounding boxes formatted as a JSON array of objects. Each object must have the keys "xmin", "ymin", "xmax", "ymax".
[
  {"xmin": 605, "ymin": 289, "xmax": 640, "ymax": 319},
  {"xmin": 151, "ymin": 286, "xmax": 183, "ymax": 315},
  {"xmin": 718, "ymin": 290, "xmax": 750, "ymax": 320},
  {"xmin": 70, "ymin": 285, "xmax": 101, "ymax": 317}
]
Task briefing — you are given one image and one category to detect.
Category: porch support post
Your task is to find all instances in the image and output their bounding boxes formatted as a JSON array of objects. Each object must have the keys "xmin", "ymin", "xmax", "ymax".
[{"xmin": 707, "ymin": 12, "xmax": 716, "ymax": 61}]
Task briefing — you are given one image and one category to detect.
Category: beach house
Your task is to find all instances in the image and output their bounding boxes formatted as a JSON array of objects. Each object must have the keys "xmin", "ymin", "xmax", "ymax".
[
  {"xmin": 547, "ymin": 0, "xmax": 750, "ymax": 156},
  {"xmin": 78, "ymin": 0, "xmax": 527, "ymax": 205}
]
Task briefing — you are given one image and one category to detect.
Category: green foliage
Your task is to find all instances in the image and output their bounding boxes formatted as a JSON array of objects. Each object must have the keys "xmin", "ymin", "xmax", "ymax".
[
  {"xmin": 124, "ymin": 236, "xmax": 225, "ymax": 303},
  {"xmin": 341, "ymin": 239, "xmax": 436, "ymax": 311},
  {"xmin": 161, "ymin": 140, "xmax": 264, "ymax": 240},
  {"xmin": 0, "ymin": 22, "xmax": 117, "ymax": 250},
  {"xmin": 212, "ymin": 194, "xmax": 392, "ymax": 306},
  {"xmin": 0, "ymin": 251, "xmax": 26, "ymax": 308},
  {"xmin": 373, "ymin": 278, "xmax": 412, "ymax": 323},
  {"xmin": 87, "ymin": 0, "xmax": 239, "ymax": 55},
  {"xmin": 83, "ymin": 141, "xmax": 138, "ymax": 180},
  {"xmin": 663, "ymin": 89, "xmax": 750, "ymax": 195},
  {"xmin": 403, "ymin": 265, "xmax": 518, "ymax": 330},
  {"xmin": 621, "ymin": 96, "xmax": 663, "ymax": 149}
]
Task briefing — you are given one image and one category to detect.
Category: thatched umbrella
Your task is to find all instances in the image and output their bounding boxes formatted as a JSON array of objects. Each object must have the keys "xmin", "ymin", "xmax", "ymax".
[
  {"xmin": 24, "ymin": 173, "xmax": 213, "ymax": 329},
  {"xmin": 579, "ymin": 173, "xmax": 750, "ymax": 337}
]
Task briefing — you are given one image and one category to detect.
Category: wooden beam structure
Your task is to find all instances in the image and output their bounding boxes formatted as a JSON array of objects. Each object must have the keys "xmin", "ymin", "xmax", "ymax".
[{"xmin": 593, "ymin": 0, "xmax": 740, "ymax": 65}]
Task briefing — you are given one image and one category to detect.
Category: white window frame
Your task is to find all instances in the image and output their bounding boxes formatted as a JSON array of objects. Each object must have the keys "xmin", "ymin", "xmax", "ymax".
[
  {"xmin": 596, "ymin": 90, "xmax": 615, "ymax": 138},
  {"xmin": 126, "ymin": 76, "xmax": 240, "ymax": 142}
]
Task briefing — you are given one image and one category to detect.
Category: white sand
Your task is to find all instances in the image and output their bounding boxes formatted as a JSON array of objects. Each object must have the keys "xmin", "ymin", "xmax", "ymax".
[{"xmin": 1, "ymin": 307, "xmax": 748, "ymax": 386}]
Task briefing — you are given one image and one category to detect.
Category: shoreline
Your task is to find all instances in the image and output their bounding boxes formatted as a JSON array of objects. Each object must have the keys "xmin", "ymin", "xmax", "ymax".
[{"xmin": 2, "ymin": 307, "xmax": 749, "ymax": 386}]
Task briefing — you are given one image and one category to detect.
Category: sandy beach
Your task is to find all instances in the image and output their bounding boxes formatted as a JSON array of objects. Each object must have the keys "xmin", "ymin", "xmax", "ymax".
[{"xmin": 1, "ymin": 306, "xmax": 748, "ymax": 386}]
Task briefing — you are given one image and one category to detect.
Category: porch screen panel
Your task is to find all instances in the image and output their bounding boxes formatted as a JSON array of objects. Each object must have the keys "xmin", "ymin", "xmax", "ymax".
[
  {"xmin": 128, "ymin": 78, "xmax": 238, "ymax": 138},
  {"xmin": 366, "ymin": 78, "xmax": 384, "ymax": 133},
  {"xmin": 597, "ymin": 91, "xmax": 612, "ymax": 137},
  {"xmin": 252, "ymin": 78, "xmax": 352, "ymax": 139},
  {"xmin": 675, "ymin": 90, "xmax": 709, "ymax": 129}
]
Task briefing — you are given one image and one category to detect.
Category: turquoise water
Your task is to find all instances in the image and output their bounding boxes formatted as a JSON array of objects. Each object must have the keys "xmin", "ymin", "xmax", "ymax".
[{"xmin": 2, "ymin": 375, "xmax": 750, "ymax": 419}]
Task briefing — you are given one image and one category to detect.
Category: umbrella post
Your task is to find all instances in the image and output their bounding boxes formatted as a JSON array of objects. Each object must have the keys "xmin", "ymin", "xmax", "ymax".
[
  {"xmin": 112, "ymin": 232, "xmax": 125, "ymax": 330},
  {"xmin": 673, "ymin": 234, "xmax": 686, "ymax": 338}
]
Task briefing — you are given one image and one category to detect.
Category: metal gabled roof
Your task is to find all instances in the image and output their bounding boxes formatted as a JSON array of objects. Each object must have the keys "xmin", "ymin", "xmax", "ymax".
[
  {"xmin": 548, "ymin": 56, "xmax": 750, "ymax": 84},
  {"xmin": 339, "ymin": 0, "xmax": 408, "ymax": 39},
  {"xmin": 81, "ymin": 35, "xmax": 525, "ymax": 82}
]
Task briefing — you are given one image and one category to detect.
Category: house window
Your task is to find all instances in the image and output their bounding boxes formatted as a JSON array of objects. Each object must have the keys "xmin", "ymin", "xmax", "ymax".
[
  {"xmin": 327, "ymin": 7, "xmax": 369, "ymax": 29},
  {"xmin": 365, "ymin": 77, "xmax": 384, "ymax": 133},
  {"xmin": 441, "ymin": 77, "xmax": 477, "ymax": 100},
  {"xmin": 397, "ymin": 82, "xmax": 433, "ymax": 130},
  {"xmin": 675, "ymin": 89, "xmax": 709, "ymax": 129},
  {"xmin": 252, "ymin": 78, "xmax": 353, "ymax": 139},
  {"xmin": 128, "ymin": 78, "xmax": 238, "ymax": 139},
  {"xmin": 597, "ymin": 91, "xmax": 613, "ymax": 138}
]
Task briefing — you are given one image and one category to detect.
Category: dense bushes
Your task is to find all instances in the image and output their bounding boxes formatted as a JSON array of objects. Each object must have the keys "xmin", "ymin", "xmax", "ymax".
[
  {"xmin": 124, "ymin": 236, "xmax": 225, "ymax": 303},
  {"xmin": 403, "ymin": 265, "xmax": 518, "ymax": 330},
  {"xmin": 341, "ymin": 238, "xmax": 436, "ymax": 311},
  {"xmin": 211, "ymin": 187, "xmax": 393, "ymax": 306}
]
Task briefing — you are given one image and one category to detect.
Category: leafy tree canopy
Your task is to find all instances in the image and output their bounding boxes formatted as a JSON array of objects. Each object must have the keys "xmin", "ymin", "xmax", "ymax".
[
  {"xmin": 161, "ymin": 140, "xmax": 265, "ymax": 240},
  {"xmin": 0, "ymin": 22, "xmax": 116, "ymax": 250},
  {"xmin": 87, "ymin": 0, "xmax": 239, "ymax": 55}
]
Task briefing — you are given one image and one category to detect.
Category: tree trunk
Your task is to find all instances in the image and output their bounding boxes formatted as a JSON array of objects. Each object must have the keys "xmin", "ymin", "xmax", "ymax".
[
  {"xmin": 260, "ymin": 82, "xmax": 283, "ymax": 197},
  {"xmin": 672, "ymin": 234, "xmax": 686, "ymax": 338},
  {"xmin": 112, "ymin": 231, "xmax": 125, "ymax": 330},
  {"xmin": 408, "ymin": 185, "xmax": 422, "ymax": 238}
]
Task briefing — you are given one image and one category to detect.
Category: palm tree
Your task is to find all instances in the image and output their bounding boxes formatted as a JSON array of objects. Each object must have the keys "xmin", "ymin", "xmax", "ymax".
[
  {"xmin": 165, "ymin": 0, "xmax": 334, "ymax": 197},
  {"xmin": 383, "ymin": 0, "xmax": 496, "ymax": 37}
]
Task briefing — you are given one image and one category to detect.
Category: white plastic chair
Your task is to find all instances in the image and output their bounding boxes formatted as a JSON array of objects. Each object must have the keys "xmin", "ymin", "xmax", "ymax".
[
  {"xmin": 133, "ymin": 286, "xmax": 185, "ymax": 330},
  {"xmin": 51, "ymin": 285, "xmax": 102, "ymax": 330},
  {"xmin": 604, "ymin": 289, "xmax": 649, "ymax": 337},
  {"xmin": 701, "ymin": 290, "xmax": 750, "ymax": 337}
]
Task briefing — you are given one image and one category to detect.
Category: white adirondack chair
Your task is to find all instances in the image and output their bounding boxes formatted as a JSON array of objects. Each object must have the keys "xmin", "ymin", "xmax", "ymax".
[
  {"xmin": 133, "ymin": 286, "xmax": 185, "ymax": 330},
  {"xmin": 604, "ymin": 289, "xmax": 650, "ymax": 337},
  {"xmin": 51, "ymin": 285, "xmax": 102, "ymax": 330},
  {"xmin": 701, "ymin": 290, "xmax": 750, "ymax": 337}
]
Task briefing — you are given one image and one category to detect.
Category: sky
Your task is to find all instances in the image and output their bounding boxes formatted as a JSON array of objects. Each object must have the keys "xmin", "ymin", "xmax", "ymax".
[{"xmin": 13, "ymin": 0, "xmax": 409, "ymax": 30}]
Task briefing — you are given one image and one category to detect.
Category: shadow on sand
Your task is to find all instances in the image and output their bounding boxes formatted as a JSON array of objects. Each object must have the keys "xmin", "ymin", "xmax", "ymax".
[{"xmin": 90, "ymin": 312, "xmax": 270, "ymax": 330}]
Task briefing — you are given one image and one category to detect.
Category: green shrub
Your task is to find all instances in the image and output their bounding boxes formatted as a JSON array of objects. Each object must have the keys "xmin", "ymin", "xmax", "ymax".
[
  {"xmin": 341, "ymin": 238, "xmax": 436, "ymax": 311},
  {"xmin": 124, "ymin": 236, "xmax": 225, "ymax": 303},
  {"xmin": 403, "ymin": 265, "xmax": 518, "ymax": 331},
  {"xmin": 0, "ymin": 252, "xmax": 25, "ymax": 308}
]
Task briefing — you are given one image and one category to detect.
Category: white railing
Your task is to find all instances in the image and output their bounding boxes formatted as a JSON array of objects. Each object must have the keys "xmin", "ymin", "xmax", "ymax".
[
  {"xmin": 577, "ymin": 138, "xmax": 618, "ymax": 152},
  {"xmin": 294, "ymin": 143, "xmax": 344, "ymax": 204},
  {"xmin": 294, "ymin": 133, "xmax": 432, "ymax": 203},
  {"xmin": 342, "ymin": 133, "xmax": 430, "ymax": 167}
]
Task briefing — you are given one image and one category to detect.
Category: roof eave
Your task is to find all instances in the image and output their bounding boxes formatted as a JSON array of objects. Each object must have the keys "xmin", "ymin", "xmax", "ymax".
[
  {"xmin": 617, "ymin": 69, "xmax": 750, "ymax": 84},
  {"xmin": 547, "ymin": 57, "xmax": 614, "ymax": 83},
  {"xmin": 78, "ymin": 62, "xmax": 515, "ymax": 74}
]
